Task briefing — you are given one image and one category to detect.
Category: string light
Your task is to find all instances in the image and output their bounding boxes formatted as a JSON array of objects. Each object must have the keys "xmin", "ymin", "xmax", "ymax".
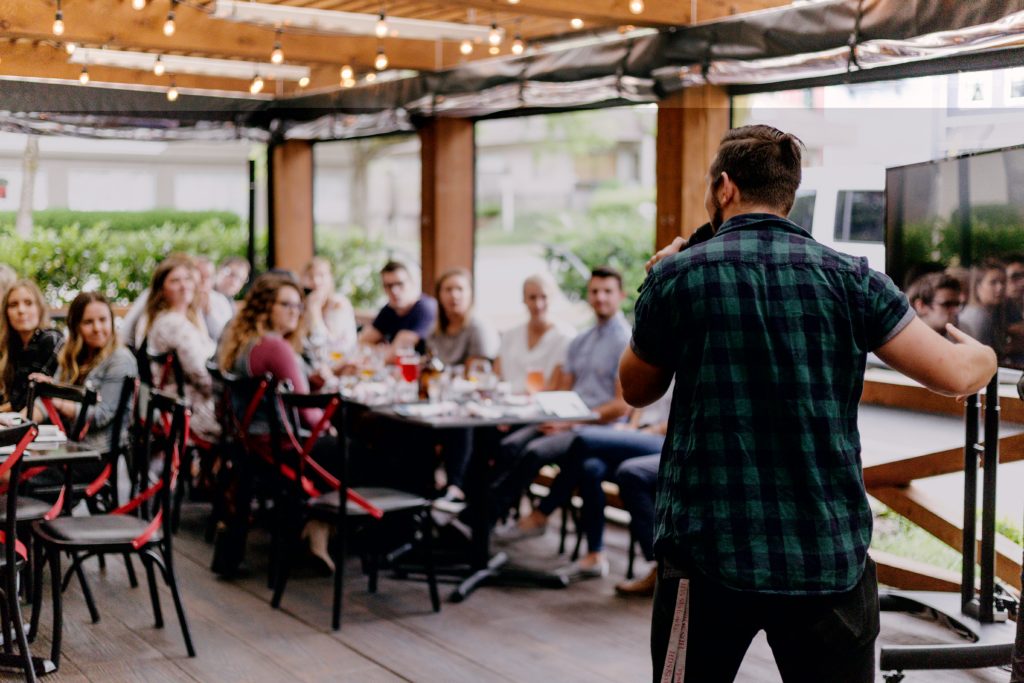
[
  {"xmin": 132, "ymin": 0, "xmax": 146, "ymax": 9},
  {"xmin": 153, "ymin": 55, "xmax": 165, "ymax": 76},
  {"xmin": 507, "ymin": 0, "xmax": 520, "ymax": 4},
  {"xmin": 340, "ymin": 64, "xmax": 353, "ymax": 81},
  {"xmin": 298, "ymin": 75, "xmax": 310, "ymax": 88},
  {"xmin": 628, "ymin": 0, "xmax": 645, "ymax": 14},
  {"xmin": 364, "ymin": 71, "xmax": 377, "ymax": 83},
  {"xmin": 570, "ymin": 17, "xmax": 584, "ymax": 29},
  {"xmin": 488, "ymin": 45, "xmax": 499, "ymax": 55},
  {"xmin": 488, "ymin": 23, "xmax": 501, "ymax": 46},
  {"xmin": 341, "ymin": 76, "xmax": 355, "ymax": 88},
  {"xmin": 163, "ymin": 1, "xmax": 176, "ymax": 37},
  {"xmin": 459, "ymin": 40, "xmax": 473, "ymax": 55},
  {"xmin": 374, "ymin": 47, "xmax": 388, "ymax": 71},
  {"xmin": 53, "ymin": 0, "xmax": 65, "ymax": 36},
  {"xmin": 250, "ymin": 73, "xmax": 264, "ymax": 94},
  {"xmin": 270, "ymin": 29, "xmax": 284, "ymax": 64},
  {"xmin": 65, "ymin": 42, "xmax": 76, "ymax": 55},
  {"xmin": 167, "ymin": 80, "xmax": 179, "ymax": 101},
  {"xmin": 375, "ymin": 13, "xmax": 388, "ymax": 39},
  {"xmin": 78, "ymin": 66, "xmax": 89, "ymax": 84},
  {"xmin": 511, "ymin": 34, "xmax": 524, "ymax": 55}
]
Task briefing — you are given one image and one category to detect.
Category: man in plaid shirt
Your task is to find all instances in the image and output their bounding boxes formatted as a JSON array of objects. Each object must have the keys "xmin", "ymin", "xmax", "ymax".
[{"xmin": 621, "ymin": 125, "xmax": 997, "ymax": 682}]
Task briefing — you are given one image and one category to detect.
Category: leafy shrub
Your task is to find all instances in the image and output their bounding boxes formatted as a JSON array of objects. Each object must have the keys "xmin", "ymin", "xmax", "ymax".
[
  {"xmin": 0, "ymin": 209, "xmax": 241, "ymax": 233},
  {"xmin": 315, "ymin": 231, "xmax": 400, "ymax": 310}
]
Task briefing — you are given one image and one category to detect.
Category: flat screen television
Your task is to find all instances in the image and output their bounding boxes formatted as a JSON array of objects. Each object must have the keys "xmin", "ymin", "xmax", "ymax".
[{"xmin": 886, "ymin": 144, "xmax": 1024, "ymax": 371}]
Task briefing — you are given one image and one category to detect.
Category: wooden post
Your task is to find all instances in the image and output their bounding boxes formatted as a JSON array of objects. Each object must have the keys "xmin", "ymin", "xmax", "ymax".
[
  {"xmin": 655, "ymin": 86, "xmax": 730, "ymax": 249},
  {"xmin": 419, "ymin": 118, "xmax": 475, "ymax": 294},
  {"xmin": 269, "ymin": 140, "xmax": 314, "ymax": 272}
]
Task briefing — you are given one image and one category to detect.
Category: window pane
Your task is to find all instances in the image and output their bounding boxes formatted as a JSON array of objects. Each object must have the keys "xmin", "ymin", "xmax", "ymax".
[
  {"xmin": 834, "ymin": 190, "xmax": 884, "ymax": 242},
  {"xmin": 788, "ymin": 192, "xmax": 816, "ymax": 230}
]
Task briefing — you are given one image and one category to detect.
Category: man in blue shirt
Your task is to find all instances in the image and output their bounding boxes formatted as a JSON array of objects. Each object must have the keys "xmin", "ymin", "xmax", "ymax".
[
  {"xmin": 358, "ymin": 261, "xmax": 437, "ymax": 355},
  {"xmin": 490, "ymin": 266, "xmax": 631, "ymax": 549},
  {"xmin": 621, "ymin": 124, "xmax": 997, "ymax": 682}
]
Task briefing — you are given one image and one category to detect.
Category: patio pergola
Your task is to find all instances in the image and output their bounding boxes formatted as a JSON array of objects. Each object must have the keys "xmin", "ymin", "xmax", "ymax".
[{"xmin": 3, "ymin": 0, "xmax": 1024, "ymax": 596}]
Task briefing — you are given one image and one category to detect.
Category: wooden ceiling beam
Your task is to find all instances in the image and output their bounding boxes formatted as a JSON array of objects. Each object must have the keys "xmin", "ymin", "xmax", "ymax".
[{"xmin": 0, "ymin": 0, "xmax": 465, "ymax": 72}]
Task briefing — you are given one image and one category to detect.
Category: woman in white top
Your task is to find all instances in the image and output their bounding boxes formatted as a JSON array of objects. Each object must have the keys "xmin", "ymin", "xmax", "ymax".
[
  {"xmin": 495, "ymin": 274, "xmax": 575, "ymax": 393},
  {"xmin": 301, "ymin": 257, "xmax": 358, "ymax": 361}
]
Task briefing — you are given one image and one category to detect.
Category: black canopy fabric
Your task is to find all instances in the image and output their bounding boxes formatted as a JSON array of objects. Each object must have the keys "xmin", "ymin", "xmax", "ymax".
[{"xmin": 4, "ymin": 0, "xmax": 1024, "ymax": 141}]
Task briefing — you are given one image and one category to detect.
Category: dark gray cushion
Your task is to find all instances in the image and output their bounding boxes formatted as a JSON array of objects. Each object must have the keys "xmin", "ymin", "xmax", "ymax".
[
  {"xmin": 0, "ymin": 496, "xmax": 54, "ymax": 523},
  {"xmin": 41, "ymin": 514, "xmax": 162, "ymax": 545},
  {"xmin": 310, "ymin": 487, "xmax": 428, "ymax": 516}
]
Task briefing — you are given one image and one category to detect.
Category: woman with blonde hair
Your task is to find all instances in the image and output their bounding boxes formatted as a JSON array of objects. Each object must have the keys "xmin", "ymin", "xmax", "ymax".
[
  {"xmin": 0, "ymin": 278, "xmax": 63, "ymax": 413},
  {"xmin": 137, "ymin": 254, "xmax": 219, "ymax": 443},
  {"xmin": 495, "ymin": 273, "xmax": 575, "ymax": 393},
  {"xmin": 300, "ymin": 257, "xmax": 357, "ymax": 361}
]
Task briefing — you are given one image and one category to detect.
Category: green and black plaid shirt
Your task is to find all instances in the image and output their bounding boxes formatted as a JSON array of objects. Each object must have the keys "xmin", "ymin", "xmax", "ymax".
[{"xmin": 632, "ymin": 213, "xmax": 913, "ymax": 594}]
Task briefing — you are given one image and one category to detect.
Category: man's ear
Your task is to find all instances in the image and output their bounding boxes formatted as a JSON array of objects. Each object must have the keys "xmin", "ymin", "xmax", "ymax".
[{"xmin": 718, "ymin": 172, "xmax": 739, "ymax": 205}]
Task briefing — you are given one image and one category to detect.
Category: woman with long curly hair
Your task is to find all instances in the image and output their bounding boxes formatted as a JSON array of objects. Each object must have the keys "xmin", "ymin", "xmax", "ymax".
[
  {"xmin": 219, "ymin": 272, "xmax": 336, "ymax": 571},
  {"xmin": 137, "ymin": 254, "xmax": 219, "ymax": 443},
  {"xmin": 0, "ymin": 278, "xmax": 63, "ymax": 413}
]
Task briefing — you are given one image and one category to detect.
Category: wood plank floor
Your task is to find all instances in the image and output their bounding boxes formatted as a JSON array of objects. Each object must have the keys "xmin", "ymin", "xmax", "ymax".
[{"xmin": 0, "ymin": 502, "xmax": 1008, "ymax": 682}]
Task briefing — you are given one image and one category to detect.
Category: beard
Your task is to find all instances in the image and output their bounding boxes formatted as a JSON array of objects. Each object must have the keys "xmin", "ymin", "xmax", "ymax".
[{"xmin": 709, "ymin": 192, "xmax": 725, "ymax": 231}]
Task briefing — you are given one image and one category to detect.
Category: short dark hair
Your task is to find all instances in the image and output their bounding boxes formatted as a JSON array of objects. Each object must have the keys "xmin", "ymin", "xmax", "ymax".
[
  {"xmin": 590, "ymin": 265, "xmax": 623, "ymax": 290},
  {"xmin": 906, "ymin": 272, "xmax": 962, "ymax": 306},
  {"xmin": 380, "ymin": 261, "xmax": 409, "ymax": 277},
  {"xmin": 709, "ymin": 125, "xmax": 804, "ymax": 214},
  {"xmin": 1003, "ymin": 253, "xmax": 1024, "ymax": 268},
  {"xmin": 218, "ymin": 255, "xmax": 250, "ymax": 270}
]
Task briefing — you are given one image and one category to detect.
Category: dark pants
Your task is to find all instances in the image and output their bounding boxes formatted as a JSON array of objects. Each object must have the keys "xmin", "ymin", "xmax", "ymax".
[
  {"xmin": 537, "ymin": 426, "xmax": 663, "ymax": 554},
  {"xmin": 489, "ymin": 425, "xmax": 578, "ymax": 522},
  {"xmin": 615, "ymin": 454, "xmax": 659, "ymax": 561},
  {"xmin": 651, "ymin": 558, "xmax": 879, "ymax": 683}
]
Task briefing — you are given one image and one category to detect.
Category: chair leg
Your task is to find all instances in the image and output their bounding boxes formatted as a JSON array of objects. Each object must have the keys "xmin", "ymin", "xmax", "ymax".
[
  {"xmin": 626, "ymin": 529, "xmax": 637, "ymax": 580},
  {"xmin": 97, "ymin": 554, "xmax": 106, "ymax": 571},
  {"xmin": 0, "ymin": 587, "xmax": 11, "ymax": 655},
  {"xmin": 331, "ymin": 523, "xmax": 345, "ymax": 631},
  {"xmin": 366, "ymin": 537, "xmax": 379, "ymax": 595},
  {"xmin": 123, "ymin": 553, "xmax": 139, "ymax": 589},
  {"xmin": 72, "ymin": 555, "xmax": 100, "ymax": 624},
  {"xmin": 420, "ymin": 511, "xmax": 440, "ymax": 613},
  {"xmin": 558, "ymin": 506, "xmax": 569, "ymax": 555},
  {"xmin": 270, "ymin": 521, "xmax": 301, "ymax": 609},
  {"xmin": 142, "ymin": 556, "xmax": 164, "ymax": 628},
  {"xmin": 21, "ymin": 533, "xmax": 33, "ymax": 604},
  {"xmin": 155, "ymin": 549, "xmax": 196, "ymax": 657},
  {"xmin": 47, "ymin": 548, "xmax": 63, "ymax": 671},
  {"xmin": 6, "ymin": 562, "xmax": 38, "ymax": 683},
  {"xmin": 28, "ymin": 542, "xmax": 46, "ymax": 643}
]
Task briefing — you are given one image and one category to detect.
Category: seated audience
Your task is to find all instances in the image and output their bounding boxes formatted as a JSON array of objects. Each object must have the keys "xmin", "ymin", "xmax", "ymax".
[
  {"xmin": 958, "ymin": 259, "xmax": 1007, "ymax": 356},
  {"xmin": 301, "ymin": 257, "xmax": 358, "ymax": 360},
  {"xmin": 214, "ymin": 256, "xmax": 251, "ymax": 300},
  {"xmin": 29, "ymin": 291, "xmax": 137, "ymax": 484},
  {"xmin": 219, "ymin": 273, "xmax": 336, "ymax": 571},
  {"xmin": 517, "ymin": 390, "xmax": 672, "ymax": 583},
  {"xmin": 490, "ymin": 266, "xmax": 631, "ymax": 536},
  {"xmin": 426, "ymin": 268, "xmax": 499, "ymax": 510},
  {"xmin": 137, "ymin": 254, "xmax": 220, "ymax": 444},
  {"xmin": 195, "ymin": 255, "xmax": 235, "ymax": 342},
  {"xmin": 494, "ymin": 274, "xmax": 575, "ymax": 393},
  {"xmin": 358, "ymin": 261, "xmax": 437, "ymax": 355},
  {"xmin": 906, "ymin": 271, "xmax": 962, "ymax": 335},
  {"xmin": 0, "ymin": 279, "xmax": 63, "ymax": 413}
]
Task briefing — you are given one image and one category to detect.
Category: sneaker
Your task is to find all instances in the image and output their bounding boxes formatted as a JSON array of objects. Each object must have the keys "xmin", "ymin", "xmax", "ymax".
[
  {"xmin": 615, "ymin": 567, "xmax": 657, "ymax": 597},
  {"xmin": 557, "ymin": 557, "xmax": 610, "ymax": 580},
  {"xmin": 492, "ymin": 521, "xmax": 546, "ymax": 545},
  {"xmin": 432, "ymin": 489, "xmax": 467, "ymax": 515}
]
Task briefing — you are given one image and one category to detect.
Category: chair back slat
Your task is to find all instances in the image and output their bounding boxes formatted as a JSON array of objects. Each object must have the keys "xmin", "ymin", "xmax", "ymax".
[{"xmin": 26, "ymin": 380, "xmax": 98, "ymax": 442}]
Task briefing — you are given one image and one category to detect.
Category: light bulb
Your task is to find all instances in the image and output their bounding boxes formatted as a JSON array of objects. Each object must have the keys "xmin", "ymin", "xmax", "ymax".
[
  {"xmin": 375, "ymin": 14, "xmax": 388, "ymax": 39},
  {"xmin": 570, "ymin": 17, "xmax": 584, "ymax": 29},
  {"xmin": 341, "ymin": 77, "xmax": 355, "ymax": 88},
  {"xmin": 78, "ymin": 66, "xmax": 89, "ymax": 85},
  {"xmin": 488, "ymin": 45, "xmax": 499, "ymax": 55},
  {"xmin": 250, "ymin": 74, "xmax": 264, "ymax": 94},
  {"xmin": 511, "ymin": 36, "xmax": 524, "ymax": 55},
  {"xmin": 153, "ymin": 55, "xmax": 165, "ymax": 76},
  {"xmin": 488, "ymin": 23, "xmax": 501, "ymax": 46},
  {"xmin": 374, "ymin": 48, "xmax": 388, "ymax": 71},
  {"xmin": 364, "ymin": 71, "xmax": 377, "ymax": 83},
  {"xmin": 271, "ymin": 44, "xmax": 284, "ymax": 64},
  {"xmin": 65, "ymin": 42, "xmax": 76, "ymax": 55},
  {"xmin": 167, "ymin": 84, "xmax": 178, "ymax": 101},
  {"xmin": 132, "ymin": 0, "xmax": 146, "ymax": 9},
  {"xmin": 507, "ymin": 0, "xmax": 519, "ymax": 4},
  {"xmin": 340, "ymin": 64, "xmax": 353, "ymax": 81},
  {"xmin": 298, "ymin": 76, "xmax": 310, "ymax": 88},
  {"xmin": 163, "ymin": 12, "xmax": 175, "ymax": 36},
  {"xmin": 53, "ymin": 13, "xmax": 65, "ymax": 36},
  {"xmin": 628, "ymin": 0, "xmax": 645, "ymax": 14},
  {"xmin": 459, "ymin": 40, "xmax": 473, "ymax": 55}
]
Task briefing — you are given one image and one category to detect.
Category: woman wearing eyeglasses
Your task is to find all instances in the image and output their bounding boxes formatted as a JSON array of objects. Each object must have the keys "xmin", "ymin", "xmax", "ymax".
[{"xmin": 219, "ymin": 272, "xmax": 336, "ymax": 571}]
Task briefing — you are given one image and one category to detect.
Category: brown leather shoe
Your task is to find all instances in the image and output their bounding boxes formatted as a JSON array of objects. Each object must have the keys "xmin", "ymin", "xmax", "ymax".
[{"xmin": 614, "ymin": 567, "xmax": 657, "ymax": 597}]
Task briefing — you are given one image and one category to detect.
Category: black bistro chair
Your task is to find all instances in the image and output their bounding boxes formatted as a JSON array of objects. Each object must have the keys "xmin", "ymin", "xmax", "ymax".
[
  {"xmin": 268, "ymin": 390, "xmax": 440, "ymax": 630},
  {"xmin": 32, "ymin": 391, "xmax": 196, "ymax": 667},
  {"xmin": 0, "ymin": 422, "xmax": 41, "ymax": 682}
]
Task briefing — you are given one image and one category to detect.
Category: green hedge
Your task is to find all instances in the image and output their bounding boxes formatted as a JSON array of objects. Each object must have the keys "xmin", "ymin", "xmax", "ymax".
[{"xmin": 0, "ymin": 209, "xmax": 242, "ymax": 233}]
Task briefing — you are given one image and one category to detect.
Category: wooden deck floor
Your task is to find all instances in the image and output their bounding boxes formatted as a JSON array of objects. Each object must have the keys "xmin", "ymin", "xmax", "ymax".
[{"xmin": 6, "ymin": 503, "xmax": 1009, "ymax": 682}]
